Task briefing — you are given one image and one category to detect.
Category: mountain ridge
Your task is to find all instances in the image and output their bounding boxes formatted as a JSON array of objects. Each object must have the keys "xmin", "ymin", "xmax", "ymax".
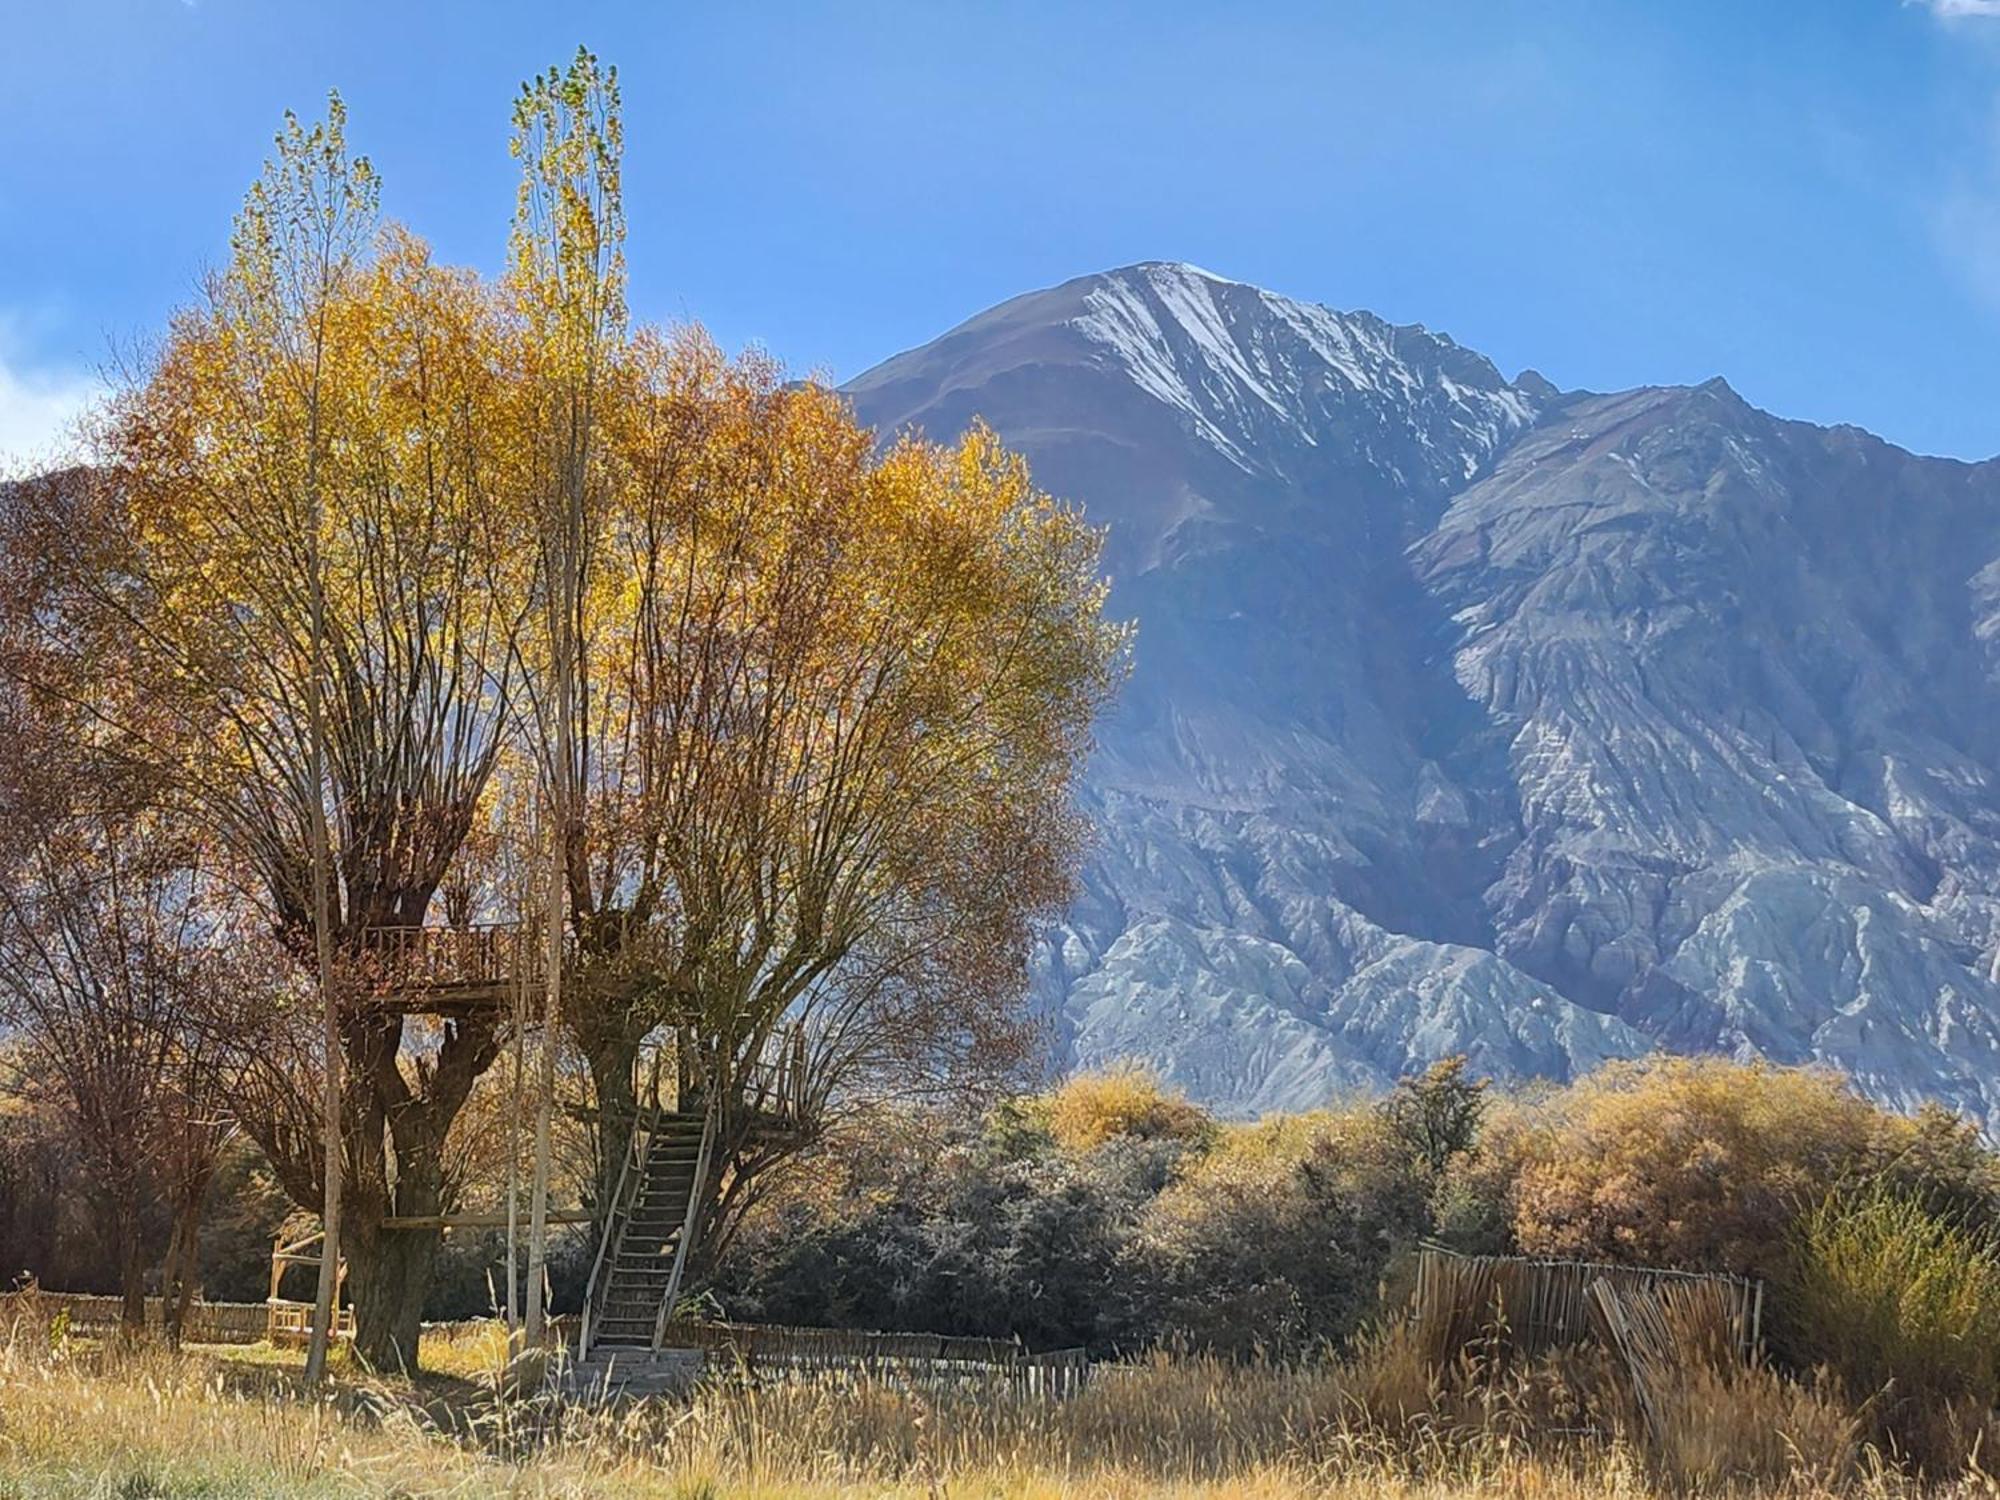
[{"xmin": 843, "ymin": 261, "xmax": 2000, "ymax": 1118}]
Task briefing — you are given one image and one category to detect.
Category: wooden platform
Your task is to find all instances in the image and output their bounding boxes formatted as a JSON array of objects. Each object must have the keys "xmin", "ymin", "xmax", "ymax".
[{"xmin": 349, "ymin": 923, "xmax": 545, "ymax": 1017}]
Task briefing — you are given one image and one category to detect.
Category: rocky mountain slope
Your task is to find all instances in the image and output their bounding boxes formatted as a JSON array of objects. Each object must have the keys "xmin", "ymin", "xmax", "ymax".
[{"xmin": 843, "ymin": 261, "xmax": 2000, "ymax": 1118}]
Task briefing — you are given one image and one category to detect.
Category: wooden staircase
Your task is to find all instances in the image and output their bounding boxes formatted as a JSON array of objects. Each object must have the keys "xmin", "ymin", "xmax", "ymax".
[
  {"xmin": 568, "ymin": 1028, "xmax": 813, "ymax": 1394},
  {"xmin": 577, "ymin": 1104, "xmax": 715, "ymax": 1368}
]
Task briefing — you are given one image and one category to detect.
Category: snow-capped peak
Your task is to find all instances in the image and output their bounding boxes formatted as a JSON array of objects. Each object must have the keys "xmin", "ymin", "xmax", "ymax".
[{"xmin": 1069, "ymin": 263, "xmax": 1537, "ymax": 483}]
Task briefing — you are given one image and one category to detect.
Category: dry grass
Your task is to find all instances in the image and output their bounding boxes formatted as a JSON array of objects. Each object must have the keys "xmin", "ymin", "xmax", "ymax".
[{"xmin": 0, "ymin": 1321, "xmax": 1994, "ymax": 1499}]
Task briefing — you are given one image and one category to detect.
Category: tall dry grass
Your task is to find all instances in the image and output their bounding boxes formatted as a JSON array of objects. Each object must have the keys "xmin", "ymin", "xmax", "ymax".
[{"xmin": 1, "ymin": 1319, "xmax": 1996, "ymax": 1498}]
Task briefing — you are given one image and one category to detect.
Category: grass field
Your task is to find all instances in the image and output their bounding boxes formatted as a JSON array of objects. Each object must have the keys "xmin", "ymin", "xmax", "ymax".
[{"xmin": 0, "ymin": 1323, "xmax": 1990, "ymax": 1499}]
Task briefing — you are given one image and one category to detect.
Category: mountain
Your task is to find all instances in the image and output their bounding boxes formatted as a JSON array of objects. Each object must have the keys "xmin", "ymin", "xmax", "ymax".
[{"xmin": 842, "ymin": 261, "xmax": 2000, "ymax": 1118}]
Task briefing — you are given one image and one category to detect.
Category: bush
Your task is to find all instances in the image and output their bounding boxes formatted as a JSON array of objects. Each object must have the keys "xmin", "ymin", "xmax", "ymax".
[
  {"xmin": 712, "ymin": 1105, "xmax": 1166, "ymax": 1354},
  {"xmin": 712, "ymin": 1052, "xmax": 2000, "ymax": 1402},
  {"xmin": 1038, "ymin": 1065, "xmax": 1217, "ymax": 1154},
  {"xmin": 1133, "ymin": 1106, "xmax": 1428, "ymax": 1355},
  {"xmin": 1501, "ymin": 1057, "xmax": 1887, "ymax": 1276},
  {"xmin": 1778, "ymin": 1186, "xmax": 2000, "ymax": 1469}
]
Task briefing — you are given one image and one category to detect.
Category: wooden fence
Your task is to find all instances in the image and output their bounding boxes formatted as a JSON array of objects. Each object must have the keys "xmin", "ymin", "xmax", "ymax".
[
  {"xmin": 1411, "ymin": 1245, "xmax": 1762, "ymax": 1370},
  {"xmin": 657, "ymin": 1317, "xmax": 1092, "ymax": 1397},
  {"xmin": 0, "ymin": 1290, "xmax": 278, "ymax": 1345}
]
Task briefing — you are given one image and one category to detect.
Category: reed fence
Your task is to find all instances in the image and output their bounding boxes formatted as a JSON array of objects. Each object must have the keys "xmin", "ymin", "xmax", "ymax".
[{"xmin": 1411, "ymin": 1244, "xmax": 1761, "ymax": 1371}]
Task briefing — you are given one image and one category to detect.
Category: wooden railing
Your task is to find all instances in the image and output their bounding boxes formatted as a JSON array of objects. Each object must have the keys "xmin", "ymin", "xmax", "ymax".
[
  {"xmin": 656, "ymin": 1317, "xmax": 1092, "ymax": 1397},
  {"xmin": 355, "ymin": 923, "xmax": 544, "ymax": 996},
  {"xmin": 736, "ymin": 1024, "xmax": 811, "ymax": 1129},
  {"xmin": 579, "ymin": 1046, "xmax": 670, "ymax": 1361},
  {"xmin": 265, "ymin": 1299, "xmax": 358, "ymax": 1346}
]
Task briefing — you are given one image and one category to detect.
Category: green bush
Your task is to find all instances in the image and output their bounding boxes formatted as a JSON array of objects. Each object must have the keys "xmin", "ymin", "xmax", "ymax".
[
  {"xmin": 1779, "ymin": 1186, "xmax": 2000, "ymax": 1469},
  {"xmin": 1133, "ymin": 1106, "xmax": 1430, "ymax": 1355}
]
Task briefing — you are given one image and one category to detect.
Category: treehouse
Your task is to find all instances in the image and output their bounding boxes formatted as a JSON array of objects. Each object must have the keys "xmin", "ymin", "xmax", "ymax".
[
  {"xmin": 299, "ymin": 918, "xmax": 814, "ymax": 1371},
  {"xmin": 349, "ymin": 922, "xmax": 547, "ymax": 1017}
]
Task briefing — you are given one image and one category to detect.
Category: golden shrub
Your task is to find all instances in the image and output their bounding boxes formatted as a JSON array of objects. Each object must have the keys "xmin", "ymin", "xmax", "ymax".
[
  {"xmin": 1501, "ymin": 1056, "xmax": 1889, "ymax": 1275},
  {"xmin": 1041, "ymin": 1064, "xmax": 1218, "ymax": 1153}
]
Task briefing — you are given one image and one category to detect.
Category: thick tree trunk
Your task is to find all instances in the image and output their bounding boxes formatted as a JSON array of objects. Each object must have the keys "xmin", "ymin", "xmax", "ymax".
[
  {"xmin": 331, "ymin": 998, "xmax": 495, "ymax": 1371},
  {"xmin": 116, "ymin": 1198, "xmax": 147, "ymax": 1339},
  {"xmin": 582, "ymin": 1027, "xmax": 640, "ymax": 1226},
  {"xmin": 343, "ymin": 1220, "xmax": 440, "ymax": 1371}
]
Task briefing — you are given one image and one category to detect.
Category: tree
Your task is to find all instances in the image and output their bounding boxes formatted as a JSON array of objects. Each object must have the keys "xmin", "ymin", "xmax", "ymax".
[
  {"xmin": 0, "ymin": 521, "xmax": 241, "ymax": 1339},
  {"xmin": 1381, "ymin": 1056, "xmax": 1488, "ymax": 1177},
  {"xmin": 505, "ymin": 46, "xmax": 626, "ymax": 1343},
  {"xmin": 0, "ymin": 806, "xmax": 226, "ymax": 1334},
  {"xmin": 563, "ymin": 326, "xmax": 1129, "ymax": 1269},
  {"xmin": 151, "ymin": 994, "xmax": 240, "ymax": 1347},
  {"xmin": 0, "ymin": 62, "xmax": 1126, "ymax": 1368},
  {"xmin": 36, "ymin": 109, "xmax": 529, "ymax": 1368},
  {"xmin": 488, "ymin": 49, "xmax": 1128, "ymax": 1287}
]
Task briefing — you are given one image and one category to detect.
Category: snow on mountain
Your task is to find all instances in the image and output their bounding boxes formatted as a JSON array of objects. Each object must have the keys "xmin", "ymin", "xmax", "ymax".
[{"xmin": 844, "ymin": 263, "xmax": 2000, "ymax": 1118}]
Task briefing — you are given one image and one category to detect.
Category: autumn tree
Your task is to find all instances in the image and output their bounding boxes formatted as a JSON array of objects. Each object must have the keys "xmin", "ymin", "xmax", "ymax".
[
  {"xmin": 504, "ymin": 47, "xmax": 626, "ymax": 1341},
  {"xmin": 1381, "ymin": 1056, "xmax": 1488, "ymax": 1177},
  {"xmin": 0, "ymin": 477, "xmax": 243, "ymax": 1339},
  {"xmin": 561, "ymin": 322, "xmax": 1129, "ymax": 1266},
  {"xmin": 1, "ymin": 60, "xmax": 1127, "ymax": 1366},
  {"xmin": 0, "ymin": 794, "xmax": 232, "ymax": 1334},
  {"xmin": 29, "ymin": 104, "xmax": 529, "ymax": 1368}
]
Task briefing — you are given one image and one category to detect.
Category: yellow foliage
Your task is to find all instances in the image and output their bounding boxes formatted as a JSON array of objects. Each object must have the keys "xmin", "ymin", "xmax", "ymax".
[
  {"xmin": 1502, "ymin": 1056, "xmax": 1891, "ymax": 1275},
  {"xmin": 1041, "ymin": 1065, "xmax": 1215, "ymax": 1152}
]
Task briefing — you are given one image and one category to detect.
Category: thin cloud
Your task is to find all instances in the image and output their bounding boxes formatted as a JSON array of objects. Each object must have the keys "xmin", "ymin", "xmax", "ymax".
[
  {"xmin": 1930, "ymin": 98, "xmax": 2000, "ymax": 321},
  {"xmin": 1910, "ymin": 0, "xmax": 2000, "ymax": 18},
  {"xmin": 0, "ymin": 336, "xmax": 100, "ymax": 468}
]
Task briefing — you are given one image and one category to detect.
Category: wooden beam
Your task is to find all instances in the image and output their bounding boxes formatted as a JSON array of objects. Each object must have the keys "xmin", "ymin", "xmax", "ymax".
[{"xmin": 379, "ymin": 1209, "xmax": 594, "ymax": 1230}]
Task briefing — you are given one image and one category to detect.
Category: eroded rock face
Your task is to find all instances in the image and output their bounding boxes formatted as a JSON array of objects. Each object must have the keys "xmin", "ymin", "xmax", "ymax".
[{"xmin": 844, "ymin": 261, "xmax": 2000, "ymax": 1118}]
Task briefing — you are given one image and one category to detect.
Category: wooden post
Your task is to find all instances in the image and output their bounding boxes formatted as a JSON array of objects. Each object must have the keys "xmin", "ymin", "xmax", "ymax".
[
  {"xmin": 303, "ymin": 410, "xmax": 341, "ymax": 1388},
  {"xmin": 505, "ymin": 946, "xmax": 523, "ymax": 1332}
]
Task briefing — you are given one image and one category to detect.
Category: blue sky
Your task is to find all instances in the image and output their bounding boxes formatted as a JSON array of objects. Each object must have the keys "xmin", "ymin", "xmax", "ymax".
[{"xmin": 4, "ymin": 0, "xmax": 2000, "ymax": 461}]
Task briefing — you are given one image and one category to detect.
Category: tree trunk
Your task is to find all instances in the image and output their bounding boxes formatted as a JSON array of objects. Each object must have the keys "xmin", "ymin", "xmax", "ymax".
[
  {"xmin": 116, "ymin": 1196, "xmax": 147, "ymax": 1339},
  {"xmin": 343, "ymin": 1220, "xmax": 439, "ymax": 1372},
  {"xmin": 159, "ymin": 1191, "xmax": 206, "ymax": 1350},
  {"xmin": 582, "ymin": 1025, "xmax": 640, "ymax": 1226}
]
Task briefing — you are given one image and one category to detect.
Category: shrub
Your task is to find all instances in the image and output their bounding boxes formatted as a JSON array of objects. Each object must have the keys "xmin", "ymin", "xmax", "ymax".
[
  {"xmin": 713, "ymin": 1106, "xmax": 1165, "ymax": 1353},
  {"xmin": 1502, "ymin": 1057, "xmax": 1886, "ymax": 1276},
  {"xmin": 1134, "ymin": 1106, "xmax": 1428, "ymax": 1355},
  {"xmin": 1778, "ymin": 1185, "xmax": 2000, "ymax": 1469},
  {"xmin": 1871, "ymin": 1101, "xmax": 2000, "ymax": 1230},
  {"xmin": 1039, "ymin": 1065, "xmax": 1217, "ymax": 1154},
  {"xmin": 1380, "ymin": 1056, "xmax": 1487, "ymax": 1177}
]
